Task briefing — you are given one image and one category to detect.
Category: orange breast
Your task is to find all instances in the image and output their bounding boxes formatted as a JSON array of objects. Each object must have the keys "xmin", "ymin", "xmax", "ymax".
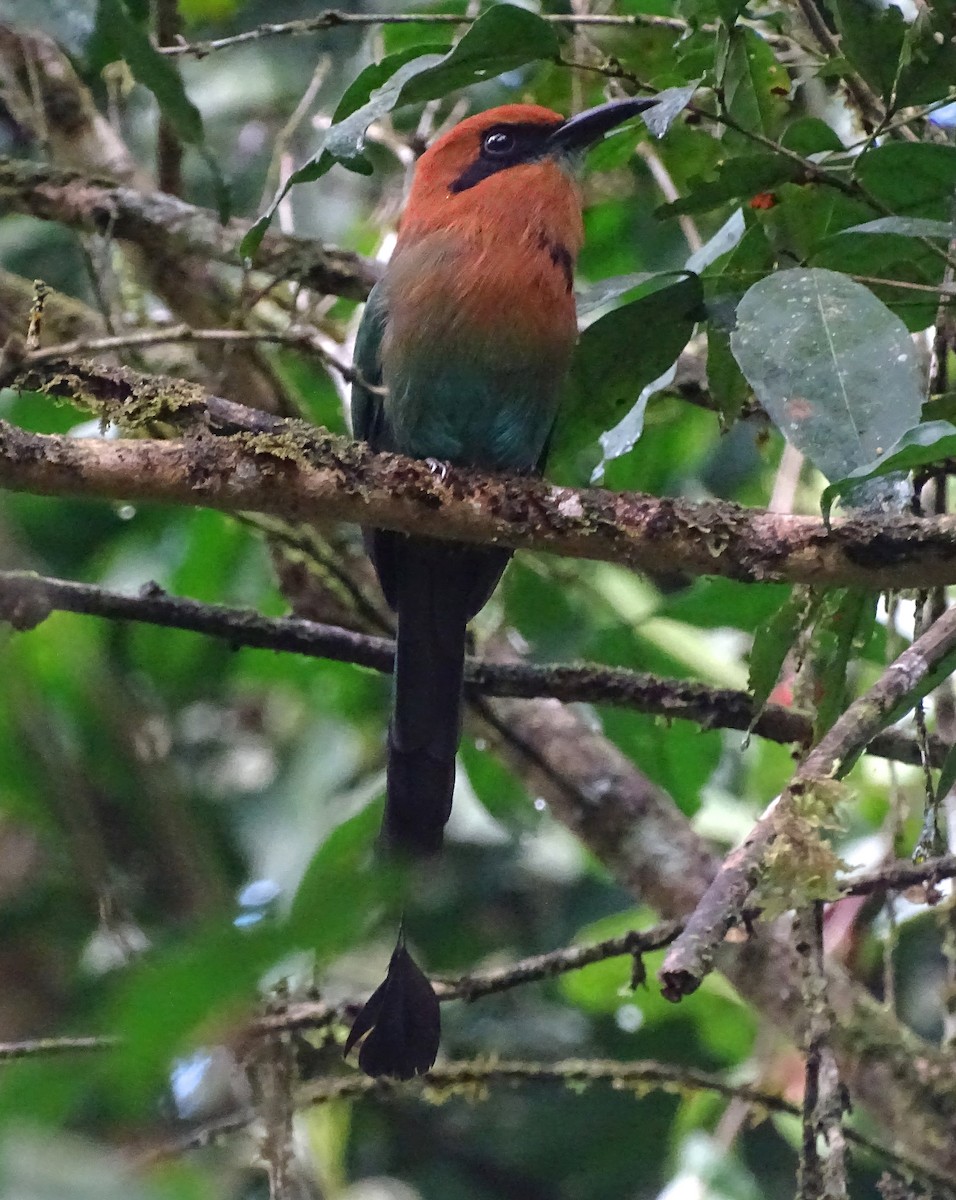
[{"xmin": 388, "ymin": 159, "xmax": 582, "ymax": 357}]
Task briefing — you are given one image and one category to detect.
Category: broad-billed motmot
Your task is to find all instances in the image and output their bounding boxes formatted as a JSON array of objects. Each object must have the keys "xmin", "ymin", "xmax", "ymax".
[{"xmin": 352, "ymin": 96, "xmax": 658, "ymax": 860}]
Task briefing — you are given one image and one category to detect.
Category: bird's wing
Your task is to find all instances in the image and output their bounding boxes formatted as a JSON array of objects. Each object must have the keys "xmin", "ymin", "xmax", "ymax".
[{"xmin": 350, "ymin": 281, "xmax": 390, "ymax": 450}]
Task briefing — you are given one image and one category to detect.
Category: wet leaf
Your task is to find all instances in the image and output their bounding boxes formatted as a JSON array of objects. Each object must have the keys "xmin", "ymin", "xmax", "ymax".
[
  {"xmin": 730, "ymin": 268, "xmax": 924, "ymax": 485},
  {"xmin": 821, "ymin": 420, "xmax": 956, "ymax": 519},
  {"xmin": 551, "ymin": 273, "xmax": 702, "ymax": 482}
]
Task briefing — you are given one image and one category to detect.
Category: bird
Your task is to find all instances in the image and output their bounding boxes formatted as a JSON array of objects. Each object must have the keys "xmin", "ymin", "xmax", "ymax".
[{"xmin": 352, "ymin": 96, "xmax": 658, "ymax": 859}]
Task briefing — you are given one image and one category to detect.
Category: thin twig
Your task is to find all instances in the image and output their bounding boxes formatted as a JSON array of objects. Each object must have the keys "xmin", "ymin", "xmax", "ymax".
[
  {"xmin": 0, "ymin": 1034, "xmax": 117, "ymax": 1060},
  {"xmin": 145, "ymin": 1057, "xmax": 956, "ymax": 1197},
  {"xmin": 153, "ymin": 0, "xmax": 184, "ymax": 195},
  {"xmin": 24, "ymin": 325, "xmax": 356, "ymax": 382},
  {"xmin": 158, "ymin": 10, "xmax": 691, "ymax": 58}
]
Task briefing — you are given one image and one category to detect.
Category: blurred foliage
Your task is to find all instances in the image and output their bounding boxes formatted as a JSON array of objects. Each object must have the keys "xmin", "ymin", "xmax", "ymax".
[{"xmin": 0, "ymin": 0, "xmax": 955, "ymax": 1196}]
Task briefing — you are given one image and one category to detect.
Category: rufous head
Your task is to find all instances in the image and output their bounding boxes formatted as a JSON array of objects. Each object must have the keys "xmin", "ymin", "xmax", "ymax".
[{"xmin": 398, "ymin": 97, "xmax": 657, "ymax": 240}]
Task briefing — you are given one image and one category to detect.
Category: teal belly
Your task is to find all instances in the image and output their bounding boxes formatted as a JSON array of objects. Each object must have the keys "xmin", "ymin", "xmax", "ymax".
[{"xmin": 384, "ymin": 358, "xmax": 562, "ymax": 472}]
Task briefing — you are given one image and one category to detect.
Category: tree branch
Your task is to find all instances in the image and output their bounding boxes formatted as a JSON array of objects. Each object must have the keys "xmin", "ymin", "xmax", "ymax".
[
  {"xmin": 659, "ymin": 605, "xmax": 956, "ymax": 1002},
  {"xmin": 145, "ymin": 1057, "xmax": 956, "ymax": 1196},
  {"xmin": 0, "ymin": 568, "xmax": 946, "ymax": 770},
  {"xmin": 0, "ymin": 158, "xmax": 380, "ymax": 300},
  {"xmin": 483, "ymin": 692, "xmax": 956, "ymax": 1180},
  {"xmin": 6, "ymin": 359, "xmax": 956, "ymax": 589}
]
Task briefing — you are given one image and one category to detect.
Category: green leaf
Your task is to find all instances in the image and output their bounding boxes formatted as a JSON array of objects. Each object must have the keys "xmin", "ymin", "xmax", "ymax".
[
  {"xmin": 894, "ymin": 1, "xmax": 956, "ymax": 107},
  {"xmin": 779, "ymin": 117, "xmax": 845, "ymax": 156},
  {"xmin": 659, "ymin": 153, "xmax": 801, "ymax": 217},
  {"xmin": 90, "ymin": 0, "xmax": 203, "ymax": 145},
  {"xmin": 827, "ymin": 0, "xmax": 906, "ymax": 101},
  {"xmin": 715, "ymin": 0, "xmax": 750, "ymax": 29},
  {"xmin": 855, "ymin": 144, "xmax": 956, "ymax": 218},
  {"xmin": 935, "ymin": 739, "xmax": 956, "ymax": 806},
  {"xmin": 718, "ymin": 27, "xmax": 789, "ymax": 141},
  {"xmin": 706, "ymin": 324, "xmax": 750, "ymax": 425},
  {"xmin": 576, "ymin": 272, "xmax": 658, "ymax": 321},
  {"xmin": 550, "ymin": 273, "xmax": 702, "ymax": 479},
  {"xmin": 730, "ymin": 268, "xmax": 924, "ymax": 484},
  {"xmin": 820, "ymin": 420, "xmax": 956, "ymax": 518},
  {"xmin": 843, "ymin": 216, "xmax": 956, "ymax": 239},
  {"xmin": 242, "ymin": 6, "xmax": 560, "ymax": 257},
  {"xmin": 759, "ymin": 184, "xmax": 872, "ymax": 264},
  {"xmin": 748, "ymin": 587, "xmax": 822, "ymax": 719},
  {"xmin": 642, "ymin": 82, "xmax": 700, "ymax": 139},
  {"xmin": 807, "ymin": 588, "xmax": 877, "ymax": 739}
]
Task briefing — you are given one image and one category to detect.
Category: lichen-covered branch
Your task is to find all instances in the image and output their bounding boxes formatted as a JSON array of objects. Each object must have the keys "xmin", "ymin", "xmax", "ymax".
[
  {"xmin": 6, "ymin": 359, "xmax": 956, "ymax": 589},
  {"xmin": 0, "ymin": 32, "xmax": 295, "ymax": 409},
  {"xmin": 659, "ymin": 605, "xmax": 956, "ymax": 1002},
  {"xmin": 146, "ymin": 1056, "xmax": 952, "ymax": 1195},
  {"xmin": 484, "ymin": 693, "xmax": 956, "ymax": 1181}
]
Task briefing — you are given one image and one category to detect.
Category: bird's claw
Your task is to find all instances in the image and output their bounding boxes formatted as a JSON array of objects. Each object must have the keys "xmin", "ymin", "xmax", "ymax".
[{"xmin": 424, "ymin": 457, "xmax": 450, "ymax": 482}]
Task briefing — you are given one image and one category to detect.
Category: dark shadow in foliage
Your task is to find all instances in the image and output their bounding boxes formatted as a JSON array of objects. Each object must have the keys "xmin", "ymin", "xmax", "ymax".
[{"xmin": 345, "ymin": 926, "xmax": 440, "ymax": 1080}]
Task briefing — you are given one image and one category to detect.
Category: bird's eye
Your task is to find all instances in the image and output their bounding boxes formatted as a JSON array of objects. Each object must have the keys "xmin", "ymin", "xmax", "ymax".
[{"xmin": 482, "ymin": 130, "xmax": 516, "ymax": 157}]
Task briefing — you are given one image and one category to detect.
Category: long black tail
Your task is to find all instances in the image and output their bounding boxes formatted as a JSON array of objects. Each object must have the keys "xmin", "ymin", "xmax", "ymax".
[{"xmin": 372, "ymin": 535, "xmax": 509, "ymax": 856}]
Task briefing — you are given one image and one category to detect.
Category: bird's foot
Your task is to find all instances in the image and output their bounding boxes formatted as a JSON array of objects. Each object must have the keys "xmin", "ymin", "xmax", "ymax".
[{"xmin": 424, "ymin": 457, "xmax": 450, "ymax": 482}]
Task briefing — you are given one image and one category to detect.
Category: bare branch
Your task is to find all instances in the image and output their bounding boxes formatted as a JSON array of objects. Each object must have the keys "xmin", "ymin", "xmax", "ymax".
[
  {"xmin": 0, "ymin": 1035, "xmax": 116, "ymax": 1060},
  {"xmin": 158, "ymin": 9, "xmax": 690, "ymax": 58},
  {"xmin": 26, "ymin": 325, "xmax": 356, "ymax": 381},
  {"xmin": 0, "ymin": 568, "xmax": 946, "ymax": 770}
]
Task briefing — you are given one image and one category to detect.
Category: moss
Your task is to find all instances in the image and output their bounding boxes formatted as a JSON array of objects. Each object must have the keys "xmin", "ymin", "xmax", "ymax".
[{"xmin": 756, "ymin": 779, "xmax": 847, "ymax": 918}]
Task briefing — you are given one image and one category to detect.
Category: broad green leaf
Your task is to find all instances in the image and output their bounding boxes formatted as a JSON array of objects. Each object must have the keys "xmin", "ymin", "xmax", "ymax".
[
  {"xmin": 779, "ymin": 117, "xmax": 845, "ymax": 156},
  {"xmin": 242, "ymin": 6, "xmax": 561, "ymax": 256},
  {"xmin": 718, "ymin": 28, "xmax": 789, "ymax": 141},
  {"xmin": 730, "ymin": 268, "xmax": 924, "ymax": 484},
  {"xmin": 550, "ymin": 273, "xmax": 702, "ymax": 480},
  {"xmin": 831, "ymin": 0, "xmax": 956, "ymax": 107},
  {"xmin": 90, "ymin": 0, "xmax": 203, "ymax": 144},
  {"xmin": 758, "ymin": 184, "xmax": 872, "ymax": 263},
  {"xmin": 820, "ymin": 420, "xmax": 956, "ymax": 518},
  {"xmin": 855, "ymin": 144, "xmax": 956, "ymax": 218},
  {"xmin": 811, "ymin": 230, "xmax": 945, "ymax": 332},
  {"xmin": 827, "ymin": 0, "xmax": 906, "ymax": 101}
]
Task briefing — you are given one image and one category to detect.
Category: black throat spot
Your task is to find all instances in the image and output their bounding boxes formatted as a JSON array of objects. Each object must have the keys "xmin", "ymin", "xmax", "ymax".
[{"xmin": 538, "ymin": 231, "xmax": 574, "ymax": 294}]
